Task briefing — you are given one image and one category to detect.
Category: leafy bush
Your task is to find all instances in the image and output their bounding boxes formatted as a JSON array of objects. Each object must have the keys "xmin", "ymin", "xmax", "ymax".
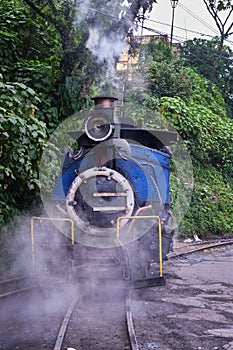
[
  {"xmin": 147, "ymin": 63, "xmax": 194, "ymax": 98},
  {"xmin": 180, "ymin": 163, "xmax": 233, "ymax": 236},
  {"xmin": 0, "ymin": 79, "xmax": 47, "ymax": 226},
  {"xmin": 145, "ymin": 63, "xmax": 233, "ymax": 237}
]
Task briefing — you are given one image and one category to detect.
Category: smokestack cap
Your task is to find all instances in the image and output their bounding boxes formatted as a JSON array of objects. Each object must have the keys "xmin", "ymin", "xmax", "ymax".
[{"xmin": 92, "ymin": 96, "xmax": 118, "ymax": 108}]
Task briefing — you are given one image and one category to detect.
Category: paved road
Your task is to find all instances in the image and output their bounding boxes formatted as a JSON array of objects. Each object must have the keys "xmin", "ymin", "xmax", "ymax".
[{"xmin": 132, "ymin": 245, "xmax": 233, "ymax": 350}]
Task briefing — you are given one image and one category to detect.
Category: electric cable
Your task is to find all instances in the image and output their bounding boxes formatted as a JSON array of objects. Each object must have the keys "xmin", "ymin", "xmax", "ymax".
[
  {"xmin": 178, "ymin": 2, "xmax": 219, "ymax": 35},
  {"xmin": 87, "ymin": 6, "xmax": 233, "ymax": 47},
  {"xmin": 145, "ymin": 18, "xmax": 217, "ymax": 38},
  {"xmin": 139, "ymin": 24, "xmax": 227, "ymax": 75}
]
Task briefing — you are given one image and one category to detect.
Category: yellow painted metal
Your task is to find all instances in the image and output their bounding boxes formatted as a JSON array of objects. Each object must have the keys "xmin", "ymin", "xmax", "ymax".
[
  {"xmin": 30, "ymin": 218, "xmax": 35, "ymax": 275},
  {"xmin": 30, "ymin": 216, "xmax": 75, "ymax": 274},
  {"xmin": 116, "ymin": 215, "xmax": 163, "ymax": 277}
]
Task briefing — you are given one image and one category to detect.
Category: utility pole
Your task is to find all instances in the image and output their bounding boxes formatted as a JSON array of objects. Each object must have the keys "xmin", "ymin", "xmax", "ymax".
[{"xmin": 170, "ymin": 0, "xmax": 179, "ymax": 46}]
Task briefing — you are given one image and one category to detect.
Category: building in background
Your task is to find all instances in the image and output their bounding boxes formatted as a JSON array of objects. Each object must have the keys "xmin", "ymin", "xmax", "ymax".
[{"xmin": 116, "ymin": 34, "xmax": 180, "ymax": 73}]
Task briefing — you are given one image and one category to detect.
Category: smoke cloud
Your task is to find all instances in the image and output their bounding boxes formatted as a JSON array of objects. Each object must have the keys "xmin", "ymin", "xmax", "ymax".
[
  {"xmin": 74, "ymin": 0, "xmax": 134, "ymax": 88},
  {"xmin": 86, "ymin": 27, "xmax": 126, "ymax": 65}
]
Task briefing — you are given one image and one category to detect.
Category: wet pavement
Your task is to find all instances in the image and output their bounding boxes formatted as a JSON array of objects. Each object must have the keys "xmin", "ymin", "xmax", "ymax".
[{"xmin": 132, "ymin": 244, "xmax": 233, "ymax": 350}]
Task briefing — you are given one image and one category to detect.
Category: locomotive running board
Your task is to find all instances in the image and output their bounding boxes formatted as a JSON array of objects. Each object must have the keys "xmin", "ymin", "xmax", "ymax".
[{"xmin": 132, "ymin": 276, "xmax": 166, "ymax": 289}]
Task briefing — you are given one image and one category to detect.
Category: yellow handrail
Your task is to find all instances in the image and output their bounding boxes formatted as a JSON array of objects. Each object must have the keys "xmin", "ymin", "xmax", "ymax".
[
  {"xmin": 116, "ymin": 215, "xmax": 163, "ymax": 277},
  {"xmin": 30, "ymin": 216, "xmax": 75, "ymax": 274}
]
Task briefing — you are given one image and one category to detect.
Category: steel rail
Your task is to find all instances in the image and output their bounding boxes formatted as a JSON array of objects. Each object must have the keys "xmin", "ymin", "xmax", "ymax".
[
  {"xmin": 126, "ymin": 289, "xmax": 139, "ymax": 350},
  {"xmin": 53, "ymin": 296, "xmax": 79, "ymax": 350},
  {"xmin": 0, "ymin": 286, "xmax": 37, "ymax": 299},
  {"xmin": 169, "ymin": 239, "xmax": 233, "ymax": 258},
  {"xmin": 0, "ymin": 276, "xmax": 28, "ymax": 284},
  {"xmin": 0, "ymin": 276, "xmax": 37, "ymax": 299}
]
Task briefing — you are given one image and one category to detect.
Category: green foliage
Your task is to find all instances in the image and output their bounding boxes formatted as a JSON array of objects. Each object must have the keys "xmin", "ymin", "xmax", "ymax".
[
  {"xmin": 127, "ymin": 40, "xmax": 194, "ymax": 101},
  {"xmin": 181, "ymin": 38, "xmax": 233, "ymax": 117},
  {"xmin": 142, "ymin": 38, "xmax": 173, "ymax": 63},
  {"xmin": 0, "ymin": 0, "xmax": 96, "ymax": 125},
  {"xmin": 0, "ymin": 0, "xmax": 60, "ymax": 128},
  {"xmin": 207, "ymin": 0, "xmax": 233, "ymax": 12},
  {"xmin": 151, "ymin": 85, "xmax": 233, "ymax": 175},
  {"xmin": 151, "ymin": 92, "xmax": 233, "ymax": 236},
  {"xmin": 147, "ymin": 66, "xmax": 233, "ymax": 168},
  {"xmin": 147, "ymin": 63, "xmax": 193, "ymax": 98},
  {"xmin": 0, "ymin": 79, "xmax": 47, "ymax": 226},
  {"xmin": 142, "ymin": 41, "xmax": 233, "ymax": 237},
  {"xmin": 180, "ymin": 163, "xmax": 233, "ymax": 236},
  {"xmin": 39, "ymin": 142, "xmax": 61, "ymax": 199}
]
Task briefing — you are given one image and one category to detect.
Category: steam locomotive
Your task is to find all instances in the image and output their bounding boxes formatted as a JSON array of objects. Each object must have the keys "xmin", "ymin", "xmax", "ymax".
[{"xmin": 50, "ymin": 96, "xmax": 177, "ymax": 287}]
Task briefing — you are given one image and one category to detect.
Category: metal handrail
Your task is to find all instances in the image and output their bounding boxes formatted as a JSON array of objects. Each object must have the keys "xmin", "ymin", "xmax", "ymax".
[{"xmin": 30, "ymin": 216, "xmax": 75, "ymax": 274}]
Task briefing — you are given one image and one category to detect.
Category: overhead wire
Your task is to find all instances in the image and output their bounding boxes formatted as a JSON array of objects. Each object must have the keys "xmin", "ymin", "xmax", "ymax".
[
  {"xmin": 85, "ymin": 5, "xmax": 232, "ymax": 87},
  {"xmin": 177, "ymin": 2, "xmax": 233, "ymax": 47},
  {"xmin": 144, "ymin": 13, "xmax": 233, "ymax": 47},
  {"xmin": 86, "ymin": 6, "xmax": 233, "ymax": 46},
  {"xmin": 87, "ymin": 5, "xmax": 233, "ymax": 52},
  {"xmin": 178, "ymin": 2, "xmax": 219, "ymax": 35},
  {"xmin": 145, "ymin": 18, "xmax": 217, "ymax": 38},
  {"xmin": 139, "ymin": 24, "xmax": 226, "ymax": 76}
]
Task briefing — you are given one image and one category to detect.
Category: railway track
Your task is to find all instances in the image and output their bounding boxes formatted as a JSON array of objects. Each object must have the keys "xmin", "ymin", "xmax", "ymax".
[
  {"xmin": 168, "ymin": 238, "xmax": 233, "ymax": 258},
  {"xmin": 53, "ymin": 287, "xmax": 139, "ymax": 350},
  {"xmin": 53, "ymin": 296, "xmax": 79, "ymax": 350},
  {"xmin": 0, "ymin": 276, "xmax": 37, "ymax": 299},
  {"xmin": 126, "ymin": 289, "xmax": 139, "ymax": 350},
  {"xmin": 52, "ymin": 239, "xmax": 233, "ymax": 350}
]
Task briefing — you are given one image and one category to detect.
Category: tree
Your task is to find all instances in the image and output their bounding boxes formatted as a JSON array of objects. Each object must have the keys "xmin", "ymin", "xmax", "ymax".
[
  {"xmin": 147, "ymin": 62, "xmax": 193, "ymax": 99},
  {"xmin": 0, "ymin": 0, "xmax": 61, "ymax": 128},
  {"xmin": 0, "ymin": 0, "xmax": 108, "ymax": 122},
  {"xmin": 181, "ymin": 38, "xmax": 233, "ymax": 118},
  {"xmin": 0, "ymin": 79, "xmax": 47, "ymax": 226},
  {"xmin": 0, "ymin": 0, "xmax": 160, "ymax": 226},
  {"xmin": 143, "ymin": 37, "xmax": 173, "ymax": 62},
  {"xmin": 147, "ymin": 71, "xmax": 233, "ymax": 236},
  {"xmin": 203, "ymin": 0, "xmax": 233, "ymax": 90},
  {"xmin": 20, "ymin": 0, "xmax": 158, "ymax": 118}
]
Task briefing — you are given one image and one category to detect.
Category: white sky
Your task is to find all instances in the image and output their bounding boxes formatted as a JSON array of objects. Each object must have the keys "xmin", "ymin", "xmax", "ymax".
[{"xmin": 138, "ymin": 0, "xmax": 233, "ymax": 48}]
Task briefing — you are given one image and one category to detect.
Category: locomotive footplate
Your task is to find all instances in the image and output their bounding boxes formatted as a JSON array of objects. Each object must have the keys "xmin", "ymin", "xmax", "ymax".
[
  {"xmin": 72, "ymin": 270, "xmax": 166, "ymax": 289},
  {"xmin": 132, "ymin": 276, "xmax": 166, "ymax": 288},
  {"xmin": 72, "ymin": 276, "xmax": 166, "ymax": 291}
]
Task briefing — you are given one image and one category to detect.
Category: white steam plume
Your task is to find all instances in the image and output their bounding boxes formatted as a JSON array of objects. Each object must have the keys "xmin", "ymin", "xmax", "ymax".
[{"xmin": 86, "ymin": 27, "xmax": 127, "ymax": 64}]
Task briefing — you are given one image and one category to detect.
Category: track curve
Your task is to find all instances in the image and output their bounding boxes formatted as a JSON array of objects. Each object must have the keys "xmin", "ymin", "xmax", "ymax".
[
  {"xmin": 0, "ymin": 276, "xmax": 37, "ymax": 299},
  {"xmin": 168, "ymin": 238, "xmax": 233, "ymax": 258}
]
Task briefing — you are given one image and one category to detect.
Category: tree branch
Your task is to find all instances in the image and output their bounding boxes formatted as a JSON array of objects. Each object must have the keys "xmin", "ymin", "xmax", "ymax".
[
  {"xmin": 203, "ymin": 0, "xmax": 223, "ymax": 34},
  {"xmin": 47, "ymin": 0, "xmax": 58, "ymax": 17},
  {"xmin": 72, "ymin": 0, "xmax": 78, "ymax": 22},
  {"xmin": 23, "ymin": 0, "xmax": 54, "ymax": 24},
  {"xmin": 225, "ymin": 21, "xmax": 233, "ymax": 37},
  {"xmin": 23, "ymin": 0, "xmax": 67, "ymax": 46},
  {"xmin": 223, "ymin": 7, "xmax": 232, "ymax": 26}
]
